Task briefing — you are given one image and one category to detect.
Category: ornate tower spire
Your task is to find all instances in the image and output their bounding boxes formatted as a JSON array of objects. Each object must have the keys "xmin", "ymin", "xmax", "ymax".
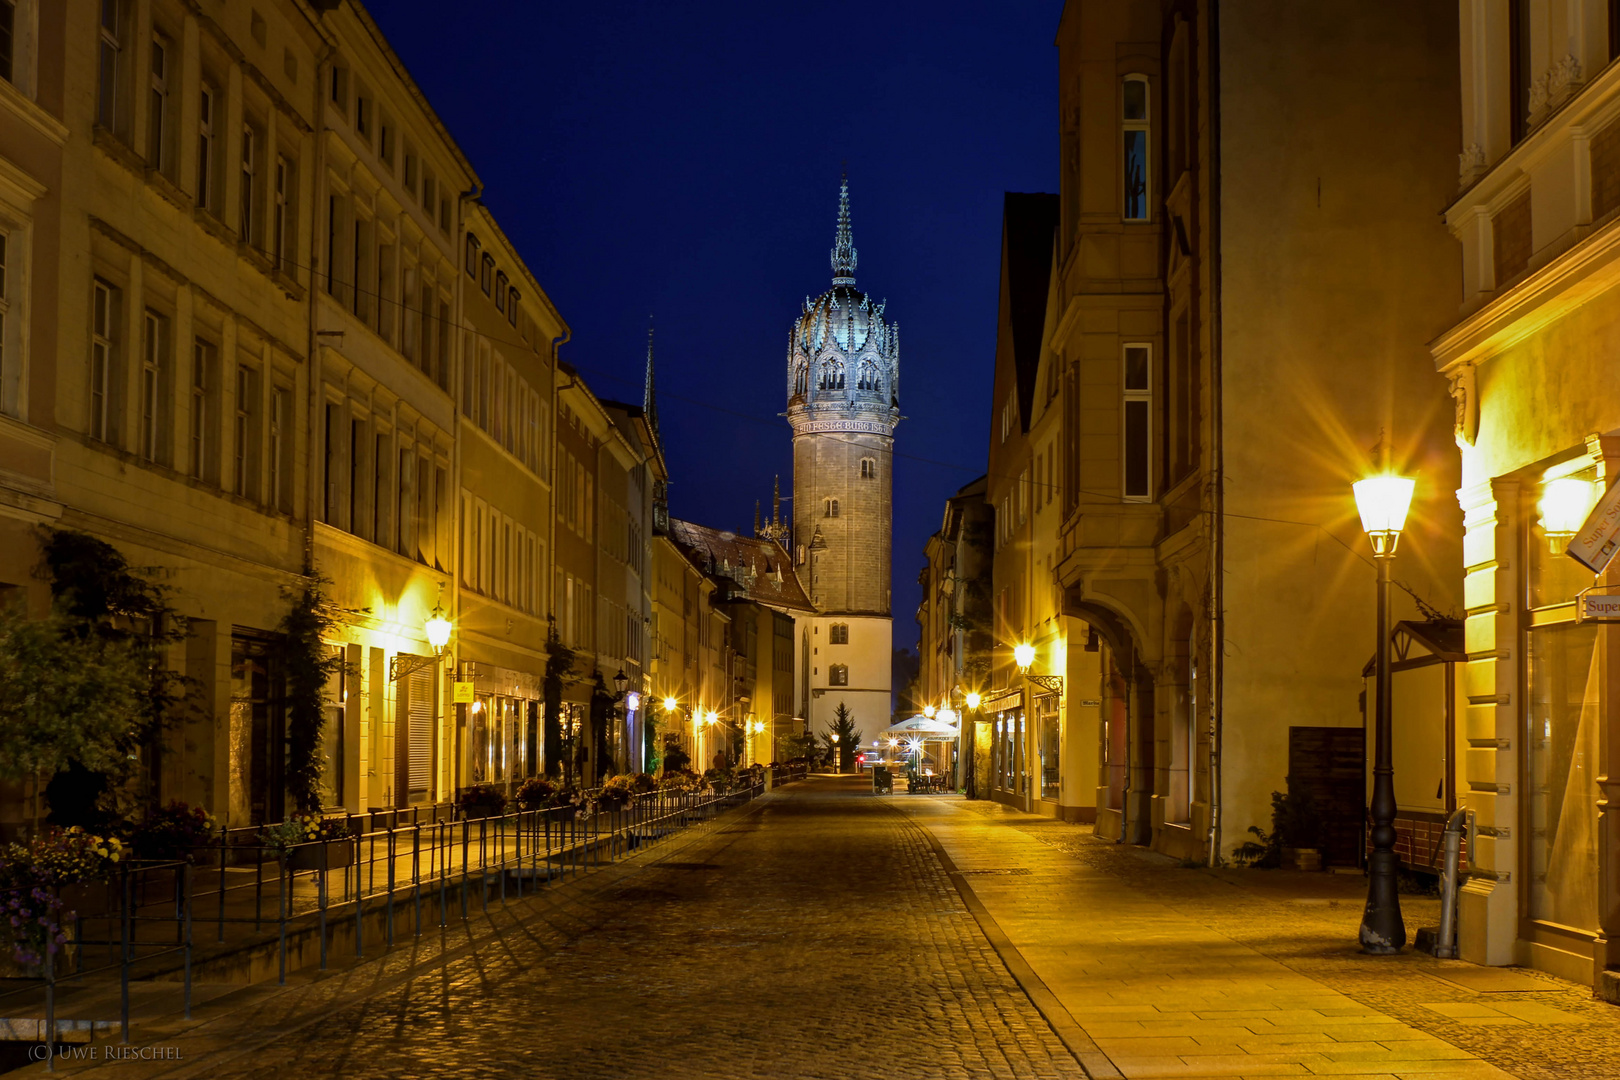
[
  {"xmin": 830, "ymin": 175, "xmax": 857, "ymax": 286},
  {"xmin": 643, "ymin": 318, "xmax": 660, "ymax": 441}
]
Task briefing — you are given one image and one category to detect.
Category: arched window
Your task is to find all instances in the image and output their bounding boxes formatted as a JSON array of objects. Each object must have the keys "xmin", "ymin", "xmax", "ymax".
[
  {"xmin": 857, "ymin": 361, "xmax": 881, "ymax": 392},
  {"xmin": 859, "ymin": 458, "xmax": 876, "ymax": 479},
  {"xmin": 1122, "ymin": 75, "xmax": 1150, "ymax": 221},
  {"xmin": 828, "ymin": 664, "xmax": 849, "ymax": 686},
  {"xmin": 819, "ymin": 359, "xmax": 844, "ymax": 391},
  {"xmin": 794, "ymin": 362, "xmax": 809, "ymax": 396},
  {"xmin": 823, "ymin": 497, "xmax": 839, "ymax": 518},
  {"xmin": 829, "ymin": 623, "xmax": 849, "ymax": 644}
]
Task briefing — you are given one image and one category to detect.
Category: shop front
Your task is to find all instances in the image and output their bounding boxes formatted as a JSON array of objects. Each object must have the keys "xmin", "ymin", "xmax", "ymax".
[{"xmin": 458, "ymin": 663, "xmax": 543, "ymax": 796}]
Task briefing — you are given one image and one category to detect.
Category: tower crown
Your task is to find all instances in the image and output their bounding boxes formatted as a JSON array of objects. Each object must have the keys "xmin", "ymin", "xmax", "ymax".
[{"xmin": 786, "ymin": 179, "xmax": 900, "ymax": 423}]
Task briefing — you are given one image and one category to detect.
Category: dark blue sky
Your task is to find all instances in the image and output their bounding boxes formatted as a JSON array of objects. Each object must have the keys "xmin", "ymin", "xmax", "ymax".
[{"xmin": 372, "ymin": 1, "xmax": 1060, "ymax": 649}]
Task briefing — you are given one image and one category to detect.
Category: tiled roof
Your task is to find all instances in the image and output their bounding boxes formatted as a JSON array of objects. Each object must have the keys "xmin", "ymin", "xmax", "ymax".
[{"xmin": 668, "ymin": 518, "xmax": 815, "ymax": 613}]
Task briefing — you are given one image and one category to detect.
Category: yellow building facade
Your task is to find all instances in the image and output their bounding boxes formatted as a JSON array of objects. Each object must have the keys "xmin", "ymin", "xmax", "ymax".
[{"xmin": 1435, "ymin": 0, "xmax": 1620, "ymax": 996}]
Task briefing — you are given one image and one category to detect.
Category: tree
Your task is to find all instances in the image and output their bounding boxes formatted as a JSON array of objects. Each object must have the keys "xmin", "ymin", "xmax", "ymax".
[
  {"xmin": 279, "ymin": 578, "xmax": 350, "ymax": 816},
  {"xmin": 826, "ymin": 702, "xmax": 862, "ymax": 773},
  {"xmin": 541, "ymin": 618, "xmax": 575, "ymax": 779}
]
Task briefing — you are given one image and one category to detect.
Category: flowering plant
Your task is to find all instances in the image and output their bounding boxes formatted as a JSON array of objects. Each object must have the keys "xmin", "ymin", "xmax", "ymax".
[
  {"xmin": 2, "ymin": 886, "xmax": 70, "ymax": 969},
  {"xmin": 597, "ymin": 774, "xmax": 635, "ymax": 810},
  {"xmin": 4, "ymin": 827, "xmax": 123, "ymax": 887},
  {"xmin": 516, "ymin": 777, "xmax": 557, "ymax": 811},
  {"xmin": 260, "ymin": 813, "xmax": 354, "ymax": 852},
  {"xmin": 627, "ymin": 772, "xmax": 657, "ymax": 795},
  {"xmin": 658, "ymin": 768, "xmax": 701, "ymax": 794},
  {"xmin": 129, "ymin": 801, "xmax": 217, "ymax": 861},
  {"xmin": 702, "ymin": 766, "xmax": 735, "ymax": 793},
  {"xmin": 456, "ymin": 785, "xmax": 508, "ymax": 816}
]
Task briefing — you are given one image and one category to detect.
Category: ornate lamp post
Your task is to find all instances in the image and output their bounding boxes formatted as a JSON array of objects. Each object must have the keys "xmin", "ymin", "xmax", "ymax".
[{"xmin": 1353, "ymin": 471, "xmax": 1416, "ymax": 954}]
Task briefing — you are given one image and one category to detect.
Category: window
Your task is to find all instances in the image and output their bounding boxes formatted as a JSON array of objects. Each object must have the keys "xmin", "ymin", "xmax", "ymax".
[
  {"xmin": 140, "ymin": 310, "xmax": 167, "ymax": 463},
  {"xmin": 439, "ymin": 197, "xmax": 451, "ymax": 234},
  {"xmin": 190, "ymin": 339, "xmax": 217, "ymax": 480},
  {"xmin": 823, "ymin": 497, "xmax": 839, "ymax": 518},
  {"xmin": 495, "ymin": 271, "xmax": 507, "ymax": 311},
  {"xmin": 90, "ymin": 280, "xmax": 116, "ymax": 443},
  {"xmin": 1170, "ymin": 310, "xmax": 1199, "ymax": 481},
  {"xmin": 480, "ymin": 253, "xmax": 494, "ymax": 295},
  {"xmin": 857, "ymin": 360, "xmax": 880, "ymax": 392},
  {"xmin": 859, "ymin": 457, "xmax": 876, "ymax": 479},
  {"xmin": 507, "ymin": 288, "xmax": 519, "ymax": 327},
  {"xmin": 378, "ymin": 121, "xmax": 392, "ymax": 168},
  {"xmin": 240, "ymin": 124, "xmax": 257, "ymax": 244},
  {"xmin": 1510, "ymin": 0, "xmax": 1531, "ymax": 144},
  {"xmin": 1122, "ymin": 75, "xmax": 1149, "ymax": 221},
  {"xmin": 829, "ymin": 623, "xmax": 849, "ymax": 644},
  {"xmin": 1123, "ymin": 343, "xmax": 1151, "ymax": 499},
  {"xmin": 403, "ymin": 152, "xmax": 416, "ymax": 197},
  {"xmin": 329, "ymin": 66, "xmax": 347, "ymax": 113},
  {"xmin": 0, "ymin": 0, "xmax": 13, "ymax": 84},
  {"xmin": 269, "ymin": 385, "xmax": 291, "ymax": 513},
  {"xmin": 234, "ymin": 365, "xmax": 260, "ymax": 499},
  {"xmin": 197, "ymin": 85, "xmax": 216, "ymax": 211},
  {"xmin": 818, "ymin": 359, "xmax": 844, "ymax": 391},
  {"xmin": 422, "ymin": 171, "xmax": 436, "ymax": 213},
  {"xmin": 1612, "ymin": 0, "xmax": 1620, "ymax": 63},
  {"xmin": 397, "ymin": 448, "xmax": 415, "ymax": 556},
  {"xmin": 464, "ymin": 233, "xmax": 479, "ymax": 278},
  {"xmin": 272, "ymin": 156, "xmax": 289, "ymax": 272},
  {"xmin": 148, "ymin": 34, "xmax": 170, "ymax": 174},
  {"xmin": 355, "ymin": 93, "xmax": 369, "ymax": 140},
  {"xmin": 793, "ymin": 361, "xmax": 808, "ymax": 396},
  {"xmin": 97, "ymin": 0, "xmax": 123, "ymax": 132},
  {"xmin": 828, "ymin": 664, "xmax": 849, "ymax": 686}
]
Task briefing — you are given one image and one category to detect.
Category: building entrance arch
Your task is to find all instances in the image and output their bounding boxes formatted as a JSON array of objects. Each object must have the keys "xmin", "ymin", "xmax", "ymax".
[{"xmin": 1065, "ymin": 597, "xmax": 1155, "ymax": 846}]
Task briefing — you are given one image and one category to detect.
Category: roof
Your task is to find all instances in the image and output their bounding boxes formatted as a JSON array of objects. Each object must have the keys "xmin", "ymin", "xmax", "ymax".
[
  {"xmin": 1002, "ymin": 193, "xmax": 1059, "ymax": 432},
  {"xmin": 1360, "ymin": 619, "xmax": 1466, "ymax": 677},
  {"xmin": 667, "ymin": 519, "xmax": 815, "ymax": 613}
]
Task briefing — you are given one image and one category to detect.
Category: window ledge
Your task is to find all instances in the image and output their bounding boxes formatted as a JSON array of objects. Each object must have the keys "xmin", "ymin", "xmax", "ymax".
[
  {"xmin": 92, "ymin": 125, "xmax": 144, "ymax": 178},
  {"xmin": 0, "ymin": 80, "xmax": 66, "ymax": 146},
  {"xmin": 146, "ymin": 168, "xmax": 192, "ymax": 213}
]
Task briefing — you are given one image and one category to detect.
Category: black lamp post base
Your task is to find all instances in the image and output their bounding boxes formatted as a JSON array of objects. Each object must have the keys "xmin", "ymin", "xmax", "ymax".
[{"xmin": 1358, "ymin": 849, "xmax": 1407, "ymax": 954}]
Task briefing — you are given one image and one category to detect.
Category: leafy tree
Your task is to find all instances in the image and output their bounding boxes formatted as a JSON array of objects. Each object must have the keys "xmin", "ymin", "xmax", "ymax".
[
  {"xmin": 541, "ymin": 618, "xmax": 575, "ymax": 778},
  {"xmin": 825, "ymin": 702, "xmax": 863, "ymax": 772},
  {"xmin": 644, "ymin": 711, "xmax": 663, "ymax": 773},
  {"xmin": 280, "ymin": 579, "xmax": 349, "ymax": 816}
]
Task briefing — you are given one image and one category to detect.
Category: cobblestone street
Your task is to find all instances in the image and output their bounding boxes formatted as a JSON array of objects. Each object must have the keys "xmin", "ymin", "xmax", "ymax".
[
  {"xmin": 28, "ymin": 777, "xmax": 1620, "ymax": 1080},
  {"xmin": 35, "ymin": 778, "xmax": 1080, "ymax": 1080}
]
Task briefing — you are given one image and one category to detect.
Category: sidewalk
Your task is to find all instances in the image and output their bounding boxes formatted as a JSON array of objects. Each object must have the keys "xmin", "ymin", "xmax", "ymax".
[{"xmin": 895, "ymin": 795, "xmax": 1619, "ymax": 1080}]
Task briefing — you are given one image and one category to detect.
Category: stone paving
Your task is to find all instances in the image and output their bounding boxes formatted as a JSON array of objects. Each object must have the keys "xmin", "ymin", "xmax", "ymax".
[
  {"xmin": 24, "ymin": 778, "xmax": 1619, "ymax": 1080},
  {"xmin": 29, "ymin": 777, "xmax": 1082, "ymax": 1080},
  {"xmin": 897, "ymin": 795, "xmax": 1620, "ymax": 1080}
]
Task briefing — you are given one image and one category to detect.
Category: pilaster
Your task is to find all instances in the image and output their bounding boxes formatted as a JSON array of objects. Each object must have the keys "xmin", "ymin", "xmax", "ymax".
[{"xmin": 1458, "ymin": 476, "xmax": 1520, "ymax": 967}]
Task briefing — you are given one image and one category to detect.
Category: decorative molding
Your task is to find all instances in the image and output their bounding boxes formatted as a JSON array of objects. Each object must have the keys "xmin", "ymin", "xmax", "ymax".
[
  {"xmin": 1448, "ymin": 364, "xmax": 1478, "ymax": 447},
  {"xmin": 1458, "ymin": 143, "xmax": 1485, "ymax": 184},
  {"xmin": 790, "ymin": 418, "xmax": 895, "ymax": 436}
]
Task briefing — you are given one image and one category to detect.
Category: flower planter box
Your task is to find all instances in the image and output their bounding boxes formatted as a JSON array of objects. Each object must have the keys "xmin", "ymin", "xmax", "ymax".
[{"xmin": 288, "ymin": 842, "xmax": 355, "ymax": 873}]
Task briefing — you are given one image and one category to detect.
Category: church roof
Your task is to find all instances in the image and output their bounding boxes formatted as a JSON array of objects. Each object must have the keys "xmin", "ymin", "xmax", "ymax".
[{"xmin": 667, "ymin": 519, "xmax": 815, "ymax": 613}]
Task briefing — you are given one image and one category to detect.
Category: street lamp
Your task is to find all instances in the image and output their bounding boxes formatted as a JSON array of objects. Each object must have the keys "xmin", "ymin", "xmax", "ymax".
[
  {"xmin": 1352, "ymin": 471, "xmax": 1416, "ymax": 955},
  {"xmin": 613, "ymin": 669, "xmax": 629, "ymax": 696},
  {"xmin": 923, "ymin": 704, "xmax": 936, "ymax": 719},
  {"xmin": 1013, "ymin": 642, "xmax": 1036, "ymax": 672},
  {"xmin": 964, "ymin": 691, "xmax": 981, "ymax": 711},
  {"xmin": 391, "ymin": 599, "xmax": 454, "ymax": 681}
]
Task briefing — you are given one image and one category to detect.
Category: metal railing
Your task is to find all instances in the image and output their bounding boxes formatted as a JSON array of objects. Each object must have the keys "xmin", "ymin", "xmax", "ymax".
[{"xmin": 1, "ymin": 767, "xmax": 805, "ymax": 1068}]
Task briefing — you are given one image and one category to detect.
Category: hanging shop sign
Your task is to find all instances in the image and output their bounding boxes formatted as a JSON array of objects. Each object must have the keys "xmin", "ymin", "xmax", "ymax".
[
  {"xmin": 1565, "ymin": 477, "xmax": 1620, "ymax": 573},
  {"xmin": 1577, "ymin": 587, "xmax": 1620, "ymax": 623}
]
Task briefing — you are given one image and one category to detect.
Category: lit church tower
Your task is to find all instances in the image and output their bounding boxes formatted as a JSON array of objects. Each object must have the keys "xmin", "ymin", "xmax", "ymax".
[{"xmin": 786, "ymin": 179, "xmax": 899, "ymax": 735}]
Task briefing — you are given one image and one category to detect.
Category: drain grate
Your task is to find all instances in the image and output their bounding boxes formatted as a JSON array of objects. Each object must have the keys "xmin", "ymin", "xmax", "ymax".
[{"xmin": 954, "ymin": 868, "xmax": 1032, "ymax": 876}]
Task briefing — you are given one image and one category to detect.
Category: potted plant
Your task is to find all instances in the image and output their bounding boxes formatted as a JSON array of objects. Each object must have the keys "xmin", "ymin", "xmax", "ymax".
[
  {"xmin": 597, "ymin": 774, "xmax": 634, "ymax": 811},
  {"xmin": 457, "ymin": 784, "xmax": 509, "ymax": 819},
  {"xmin": 627, "ymin": 772, "xmax": 656, "ymax": 795},
  {"xmin": 1232, "ymin": 781, "xmax": 1323, "ymax": 870},
  {"xmin": 262, "ymin": 814, "xmax": 355, "ymax": 872},
  {"xmin": 128, "ymin": 801, "xmax": 218, "ymax": 862},
  {"xmin": 516, "ymin": 777, "xmax": 556, "ymax": 811}
]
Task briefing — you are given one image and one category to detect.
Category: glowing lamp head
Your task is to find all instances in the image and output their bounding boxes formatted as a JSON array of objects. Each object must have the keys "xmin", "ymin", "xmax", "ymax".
[
  {"xmin": 938, "ymin": 708, "xmax": 958, "ymax": 725},
  {"xmin": 704, "ymin": 709, "xmax": 719, "ymax": 726},
  {"xmin": 1352, "ymin": 474, "xmax": 1416, "ymax": 555},
  {"xmin": 922, "ymin": 705, "xmax": 936, "ymax": 719},
  {"xmin": 1013, "ymin": 642, "xmax": 1036, "ymax": 672},
  {"xmin": 424, "ymin": 605, "xmax": 452, "ymax": 654},
  {"xmin": 625, "ymin": 692, "xmax": 641, "ymax": 712},
  {"xmin": 662, "ymin": 696, "xmax": 678, "ymax": 713},
  {"xmin": 1540, "ymin": 477, "xmax": 1597, "ymax": 542},
  {"xmin": 887, "ymin": 738, "xmax": 898, "ymax": 749},
  {"xmin": 964, "ymin": 691, "xmax": 981, "ymax": 710}
]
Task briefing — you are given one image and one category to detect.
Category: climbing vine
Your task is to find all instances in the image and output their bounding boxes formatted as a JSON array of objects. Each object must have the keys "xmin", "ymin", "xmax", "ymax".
[{"xmin": 279, "ymin": 578, "xmax": 349, "ymax": 815}]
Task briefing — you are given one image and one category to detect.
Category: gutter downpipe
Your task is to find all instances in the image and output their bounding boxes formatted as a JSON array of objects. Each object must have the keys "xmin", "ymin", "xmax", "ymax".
[
  {"xmin": 1206, "ymin": 0, "xmax": 1226, "ymax": 869},
  {"xmin": 1434, "ymin": 807, "xmax": 1468, "ymax": 958},
  {"xmin": 451, "ymin": 181, "xmax": 481, "ymax": 799}
]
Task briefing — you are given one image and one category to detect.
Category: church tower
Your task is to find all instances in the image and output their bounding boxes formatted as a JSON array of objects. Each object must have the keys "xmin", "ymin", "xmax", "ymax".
[{"xmin": 787, "ymin": 179, "xmax": 899, "ymax": 734}]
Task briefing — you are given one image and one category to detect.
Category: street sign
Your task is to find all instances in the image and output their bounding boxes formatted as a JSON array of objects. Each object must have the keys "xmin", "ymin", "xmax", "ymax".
[
  {"xmin": 1566, "ymin": 476, "xmax": 1620, "ymax": 573},
  {"xmin": 453, "ymin": 681, "xmax": 475, "ymax": 704},
  {"xmin": 1578, "ymin": 591, "xmax": 1620, "ymax": 622}
]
